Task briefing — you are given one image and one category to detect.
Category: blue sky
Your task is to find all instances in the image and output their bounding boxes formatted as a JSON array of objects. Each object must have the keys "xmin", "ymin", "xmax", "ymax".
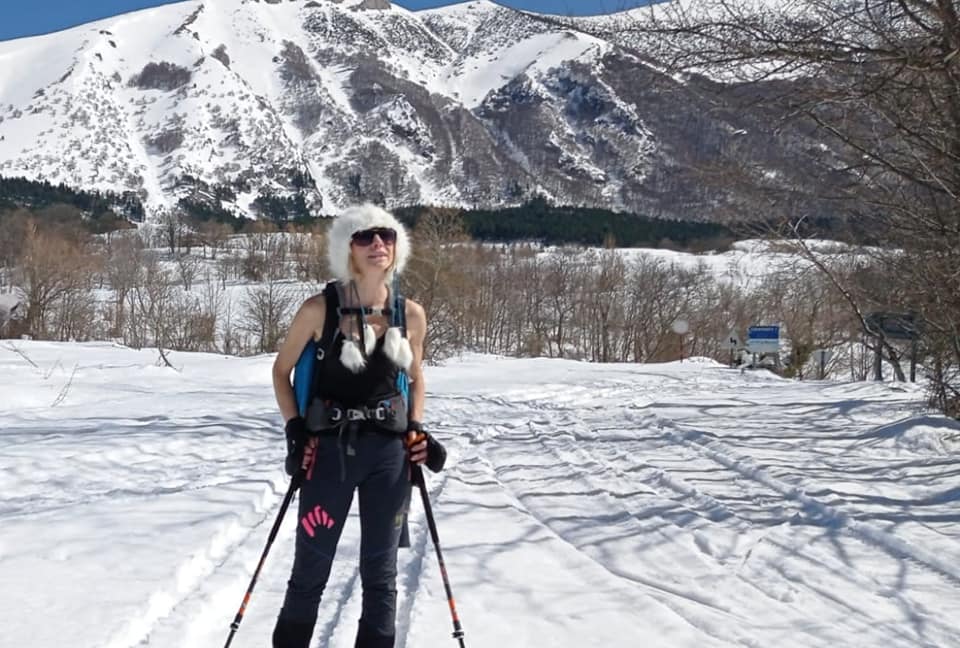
[{"xmin": 0, "ymin": 1, "xmax": 648, "ymax": 42}]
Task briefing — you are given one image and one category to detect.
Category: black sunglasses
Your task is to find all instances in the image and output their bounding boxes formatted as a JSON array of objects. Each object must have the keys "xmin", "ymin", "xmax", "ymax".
[{"xmin": 351, "ymin": 227, "xmax": 397, "ymax": 246}]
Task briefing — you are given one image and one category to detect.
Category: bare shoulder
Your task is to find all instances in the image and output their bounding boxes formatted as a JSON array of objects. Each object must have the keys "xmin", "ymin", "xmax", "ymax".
[
  {"xmin": 299, "ymin": 292, "xmax": 326, "ymax": 325},
  {"xmin": 289, "ymin": 290, "xmax": 328, "ymax": 343},
  {"xmin": 275, "ymin": 289, "xmax": 328, "ymax": 372},
  {"xmin": 405, "ymin": 298, "xmax": 426, "ymax": 324}
]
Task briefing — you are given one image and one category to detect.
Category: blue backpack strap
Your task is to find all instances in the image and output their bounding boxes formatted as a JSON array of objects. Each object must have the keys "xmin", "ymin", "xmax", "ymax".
[
  {"xmin": 293, "ymin": 282, "xmax": 341, "ymax": 417},
  {"xmin": 391, "ymin": 276, "xmax": 415, "ymax": 549},
  {"xmin": 293, "ymin": 341, "xmax": 315, "ymax": 417},
  {"xmin": 391, "ymin": 277, "xmax": 410, "ymax": 407}
]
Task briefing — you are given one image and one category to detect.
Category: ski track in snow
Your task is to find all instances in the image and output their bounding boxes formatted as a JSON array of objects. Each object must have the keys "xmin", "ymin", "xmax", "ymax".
[
  {"xmin": 120, "ymin": 426, "xmax": 464, "ymax": 648},
  {"xmin": 103, "ymin": 476, "xmax": 289, "ymax": 648}
]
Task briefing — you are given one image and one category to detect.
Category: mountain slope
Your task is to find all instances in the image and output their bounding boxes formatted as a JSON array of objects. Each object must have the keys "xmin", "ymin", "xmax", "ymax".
[{"xmin": 0, "ymin": 0, "xmax": 817, "ymax": 220}]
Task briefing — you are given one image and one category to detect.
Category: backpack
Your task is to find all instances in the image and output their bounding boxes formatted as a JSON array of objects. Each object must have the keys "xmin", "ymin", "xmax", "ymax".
[
  {"xmin": 291, "ymin": 279, "xmax": 414, "ymax": 547},
  {"xmin": 293, "ymin": 280, "xmax": 408, "ymax": 416}
]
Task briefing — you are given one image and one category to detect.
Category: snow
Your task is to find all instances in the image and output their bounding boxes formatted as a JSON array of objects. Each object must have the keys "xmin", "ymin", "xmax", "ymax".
[
  {"xmin": 532, "ymin": 238, "xmax": 830, "ymax": 291},
  {"xmin": 449, "ymin": 31, "xmax": 603, "ymax": 107},
  {"xmin": 2, "ymin": 341, "xmax": 959, "ymax": 647}
]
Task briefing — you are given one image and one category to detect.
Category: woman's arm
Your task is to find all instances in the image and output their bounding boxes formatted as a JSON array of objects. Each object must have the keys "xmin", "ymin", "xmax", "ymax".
[
  {"xmin": 272, "ymin": 295, "xmax": 325, "ymax": 423},
  {"xmin": 406, "ymin": 299, "xmax": 447, "ymax": 470},
  {"xmin": 405, "ymin": 299, "xmax": 427, "ymax": 422}
]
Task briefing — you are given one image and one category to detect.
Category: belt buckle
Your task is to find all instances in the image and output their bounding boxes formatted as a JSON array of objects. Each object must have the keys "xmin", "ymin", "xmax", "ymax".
[{"xmin": 347, "ymin": 409, "xmax": 365, "ymax": 421}]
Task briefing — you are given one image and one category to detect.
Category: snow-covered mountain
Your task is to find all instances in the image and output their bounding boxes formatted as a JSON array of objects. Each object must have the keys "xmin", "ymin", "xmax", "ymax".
[{"xmin": 0, "ymin": 0, "xmax": 800, "ymax": 219}]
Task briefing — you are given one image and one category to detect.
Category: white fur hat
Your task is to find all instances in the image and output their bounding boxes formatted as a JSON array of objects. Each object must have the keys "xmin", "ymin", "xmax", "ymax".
[{"xmin": 327, "ymin": 204, "xmax": 411, "ymax": 282}]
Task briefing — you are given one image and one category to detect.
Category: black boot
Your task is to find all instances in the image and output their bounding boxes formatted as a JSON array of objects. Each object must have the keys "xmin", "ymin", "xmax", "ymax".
[
  {"xmin": 272, "ymin": 616, "xmax": 315, "ymax": 648},
  {"xmin": 354, "ymin": 622, "xmax": 395, "ymax": 648}
]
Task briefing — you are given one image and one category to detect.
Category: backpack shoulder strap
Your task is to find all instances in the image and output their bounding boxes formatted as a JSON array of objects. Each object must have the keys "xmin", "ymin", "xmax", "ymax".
[
  {"xmin": 391, "ymin": 282, "xmax": 410, "ymax": 404},
  {"xmin": 306, "ymin": 282, "xmax": 342, "ymax": 400},
  {"xmin": 294, "ymin": 284, "xmax": 339, "ymax": 417},
  {"xmin": 395, "ymin": 294, "xmax": 407, "ymax": 337},
  {"xmin": 318, "ymin": 281, "xmax": 341, "ymax": 354}
]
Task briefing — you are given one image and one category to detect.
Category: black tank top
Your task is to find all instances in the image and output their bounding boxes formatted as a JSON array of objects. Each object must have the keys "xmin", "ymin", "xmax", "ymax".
[{"xmin": 314, "ymin": 324, "xmax": 402, "ymax": 408}]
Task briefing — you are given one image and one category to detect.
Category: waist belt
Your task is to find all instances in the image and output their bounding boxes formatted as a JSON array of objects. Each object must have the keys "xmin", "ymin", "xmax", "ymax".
[
  {"xmin": 305, "ymin": 393, "xmax": 408, "ymax": 483},
  {"xmin": 306, "ymin": 393, "xmax": 407, "ymax": 434},
  {"xmin": 330, "ymin": 404, "xmax": 391, "ymax": 423}
]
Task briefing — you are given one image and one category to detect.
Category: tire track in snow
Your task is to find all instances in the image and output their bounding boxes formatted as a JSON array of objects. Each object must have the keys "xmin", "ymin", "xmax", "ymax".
[
  {"xmin": 646, "ymin": 414, "xmax": 960, "ymax": 647},
  {"xmin": 558, "ymin": 398, "xmax": 957, "ymax": 644},
  {"xmin": 467, "ymin": 409, "xmax": 756, "ymax": 643},
  {"xmin": 544, "ymin": 411, "xmax": 948, "ymax": 646},
  {"xmin": 471, "ymin": 394, "xmax": 953, "ymax": 648},
  {"xmin": 472, "ymin": 447, "xmax": 747, "ymax": 648},
  {"xmin": 656, "ymin": 416, "xmax": 960, "ymax": 588}
]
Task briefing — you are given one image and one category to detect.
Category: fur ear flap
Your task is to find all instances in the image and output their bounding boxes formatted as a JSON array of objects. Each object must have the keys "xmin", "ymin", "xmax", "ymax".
[
  {"xmin": 340, "ymin": 338, "xmax": 367, "ymax": 374},
  {"xmin": 383, "ymin": 326, "xmax": 413, "ymax": 371}
]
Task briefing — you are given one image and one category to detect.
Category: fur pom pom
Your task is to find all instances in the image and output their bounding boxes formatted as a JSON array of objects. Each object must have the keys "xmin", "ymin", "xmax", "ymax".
[
  {"xmin": 362, "ymin": 324, "xmax": 377, "ymax": 356},
  {"xmin": 339, "ymin": 338, "xmax": 367, "ymax": 374},
  {"xmin": 383, "ymin": 326, "xmax": 413, "ymax": 371}
]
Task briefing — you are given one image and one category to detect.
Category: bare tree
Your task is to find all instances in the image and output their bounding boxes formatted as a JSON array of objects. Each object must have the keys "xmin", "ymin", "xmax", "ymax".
[
  {"xmin": 15, "ymin": 221, "xmax": 93, "ymax": 338},
  {"xmin": 291, "ymin": 222, "xmax": 329, "ymax": 284},
  {"xmin": 103, "ymin": 232, "xmax": 144, "ymax": 338},
  {"xmin": 403, "ymin": 208, "xmax": 472, "ymax": 362},
  {"xmin": 126, "ymin": 251, "xmax": 173, "ymax": 349},
  {"xmin": 176, "ymin": 252, "xmax": 203, "ymax": 291},
  {"xmin": 543, "ymin": 248, "xmax": 584, "ymax": 358},
  {"xmin": 156, "ymin": 206, "xmax": 189, "ymax": 255},
  {"xmin": 240, "ymin": 279, "xmax": 297, "ymax": 354}
]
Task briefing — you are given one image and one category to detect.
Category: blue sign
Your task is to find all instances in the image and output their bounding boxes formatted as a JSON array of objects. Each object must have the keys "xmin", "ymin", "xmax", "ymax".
[
  {"xmin": 747, "ymin": 326, "xmax": 780, "ymax": 353},
  {"xmin": 748, "ymin": 326, "xmax": 780, "ymax": 340}
]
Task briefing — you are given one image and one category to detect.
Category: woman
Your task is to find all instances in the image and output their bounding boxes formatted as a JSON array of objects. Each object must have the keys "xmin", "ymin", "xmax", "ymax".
[{"xmin": 270, "ymin": 204, "xmax": 446, "ymax": 648}]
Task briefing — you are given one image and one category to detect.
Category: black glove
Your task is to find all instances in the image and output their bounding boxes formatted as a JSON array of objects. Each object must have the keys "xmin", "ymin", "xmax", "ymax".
[
  {"xmin": 408, "ymin": 420, "xmax": 447, "ymax": 473},
  {"xmin": 425, "ymin": 433, "xmax": 447, "ymax": 473},
  {"xmin": 284, "ymin": 416, "xmax": 309, "ymax": 477}
]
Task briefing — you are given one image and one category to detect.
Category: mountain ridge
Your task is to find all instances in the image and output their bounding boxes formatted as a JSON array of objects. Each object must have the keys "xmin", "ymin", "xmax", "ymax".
[{"xmin": 0, "ymin": 0, "xmax": 812, "ymax": 222}]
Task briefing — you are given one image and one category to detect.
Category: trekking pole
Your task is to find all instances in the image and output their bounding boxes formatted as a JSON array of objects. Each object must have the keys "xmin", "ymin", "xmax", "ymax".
[
  {"xmin": 413, "ymin": 465, "xmax": 467, "ymax": 648},
  {"xmin": 223, "ymin": 470, "xmax": 304, "ymax": 648}
]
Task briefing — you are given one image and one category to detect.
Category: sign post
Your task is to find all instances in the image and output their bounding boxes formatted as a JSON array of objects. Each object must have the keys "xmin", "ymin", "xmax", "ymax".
[
  {"xmin": 726, "ymin": 332, "xmax": 739, "ymax": 367},
  {"xmin": 813, "ymin": 348, "xmax": 833, "ymax": 380},
  {"xmin": 865, "ymin": 312, "xmax": 923, "ymax": 382},
  {"xmin": 672, "ymin": 319, "xmax": 690, "ymax": 362}
]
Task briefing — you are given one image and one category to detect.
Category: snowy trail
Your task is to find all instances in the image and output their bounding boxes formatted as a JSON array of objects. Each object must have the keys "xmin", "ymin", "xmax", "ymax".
[
  {"xmin": 419, "ymin": 362, "xmax": 960, "ymax": 648},
  {"xmin": 2, "ymin": 344, "xmax": 960, "ymax": 647}
]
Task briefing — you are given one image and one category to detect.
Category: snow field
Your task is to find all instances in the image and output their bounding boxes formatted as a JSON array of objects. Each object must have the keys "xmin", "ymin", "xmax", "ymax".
[{"xmin": 1, "ymin": 343, "xmax": 959, "ymax": 646}]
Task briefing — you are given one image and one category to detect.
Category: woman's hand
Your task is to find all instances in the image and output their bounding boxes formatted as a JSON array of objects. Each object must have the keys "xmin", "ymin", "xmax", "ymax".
[
  {"xmin": 406, "ymin": 422, "xmax": 447, "ymax": 473},
  {"xmin": 406, "ymin": 431, "xmax": 428, "ymax": 465},
  {"xmin": 285, "ymin": 416, "xmax": 318, "ymax": 476}
]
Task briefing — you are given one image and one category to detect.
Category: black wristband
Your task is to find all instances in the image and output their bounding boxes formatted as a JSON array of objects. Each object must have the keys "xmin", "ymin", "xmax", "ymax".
[
  {"xmin": 408, "ymin": 420, "xmax": 424, "ymax": 434},
  {"xmin": 283, "ymin": 416, "xmax": 308, "ymax": 478}
]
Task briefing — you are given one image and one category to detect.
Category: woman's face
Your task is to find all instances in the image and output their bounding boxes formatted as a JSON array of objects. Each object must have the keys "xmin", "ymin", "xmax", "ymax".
[{"xmin": 349, "ymin": 227, "xmax": 396, "ymax": 279}]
